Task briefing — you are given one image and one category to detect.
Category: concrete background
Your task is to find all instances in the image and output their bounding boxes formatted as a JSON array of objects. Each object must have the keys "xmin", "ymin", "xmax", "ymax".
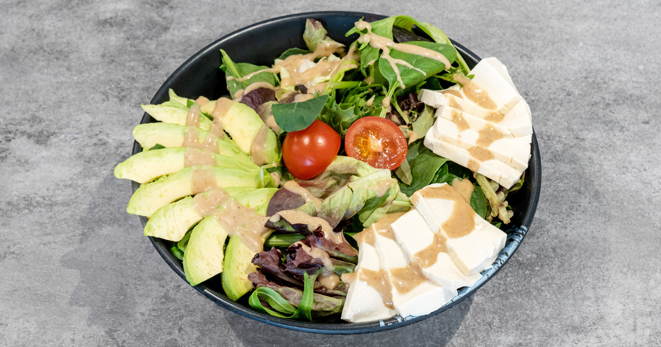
[{"xmin": 1, "ymin": 0, "xmax": 660, "ymax": 346}]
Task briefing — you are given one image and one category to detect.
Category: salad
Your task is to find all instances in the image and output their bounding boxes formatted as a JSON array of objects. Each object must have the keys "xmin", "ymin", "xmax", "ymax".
[{"xmin": 114, "ymin": 15, "xmax": 531, "ymax": 323}]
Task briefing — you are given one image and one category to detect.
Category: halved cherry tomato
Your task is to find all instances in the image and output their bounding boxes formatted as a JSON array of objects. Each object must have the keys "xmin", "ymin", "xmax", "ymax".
[
  {"xmin": 283, "ymin": 120, "xmax": 341, "ymax": 179},
  {"xmin": 345, "ymin": 116, "xmax": 408, "ymax": 170}
]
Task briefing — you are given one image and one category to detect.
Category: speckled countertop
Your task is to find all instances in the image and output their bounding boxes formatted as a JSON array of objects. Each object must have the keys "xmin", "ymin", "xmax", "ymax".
[{"xmin": 2, "ymin": 1, "xmax": 660, "ymax": 346}]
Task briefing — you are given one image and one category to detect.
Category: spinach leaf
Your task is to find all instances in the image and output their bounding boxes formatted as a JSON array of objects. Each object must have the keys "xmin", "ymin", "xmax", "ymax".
[
  {"xmin": 470, "ymin": 185, "xmax": 488, "ymax": 219},
  {"xmin": 422, "ymin": 77, "xmax": 443, "ymax": 90},
  {"xmin": 278, "ymin": 47, "xmax": 310, "ymax": 60},
  {"xmin": 220, "ymin": 49, "xmax": 277, "ymax": 97},
  {"xmin": 148, "ymin": 144, "xmax": 166, "ymax": 151},
  {"xmin": 272, "ymin": 95, "xmax": 329, "ymax": 132},
  {"xmin": 378, "ymin": 41, "xmax": 456, "ymax": 89},
  {"xmin": 411, "ymin": 105, "xmax": 435, "ymax": 138},
  {"xmin": 399, "ymin": 143, "xmax": 448, "ymax": 196},
  {"xmin": 394, "ymin": 157, "xmax": 412, "ymax": 185}
]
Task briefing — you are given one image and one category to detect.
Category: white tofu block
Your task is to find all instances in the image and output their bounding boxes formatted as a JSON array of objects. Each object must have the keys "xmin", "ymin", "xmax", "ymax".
[
  {"xmin": 419, "ymin": 90, "xmax": 532, "ymax": 137},
  {"xmin": 341, "ymin": 241, "xmax": 397, "ymax": 323},
  {"xmin": 432, "ymin": 116, "xmax": 531, "ymax": 172},
  {"xmin": 410, "ymin": 183, "xmax": 507, "ymax": 276},
  {"xmin": 391, "ymin": 209, "xmax": 481, "ymax": 290},
  {"xmin": 482, "ymin": 57, "xmax": 518, "ymax": 93},
  {"xmin": 372, "ymin": 229, "xmax": 455, "ymax": 318},
  {"xmin": 424, "ymin": 132, "xmax": 523, "ymax": 188}
]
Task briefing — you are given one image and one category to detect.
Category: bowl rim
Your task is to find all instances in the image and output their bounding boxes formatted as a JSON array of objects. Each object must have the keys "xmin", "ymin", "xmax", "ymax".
[{"xmin": 130, "ymin": 10, "xmax": 542, "ymax": 335}]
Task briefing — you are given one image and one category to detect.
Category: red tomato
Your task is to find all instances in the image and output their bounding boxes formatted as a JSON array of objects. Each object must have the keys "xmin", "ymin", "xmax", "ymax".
[
  {"xmin": 345, "ymin": 116, "xmax": 408, "ymax": 170},
  {"xmin": 283, "ymin": 120, "xmax": 341, "ymax": 180}
]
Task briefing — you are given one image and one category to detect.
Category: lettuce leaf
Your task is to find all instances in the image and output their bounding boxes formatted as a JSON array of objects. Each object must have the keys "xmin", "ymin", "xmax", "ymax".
[{"xmin": 220, "ymin": 49, "xmax": 277, "ymax": 97}]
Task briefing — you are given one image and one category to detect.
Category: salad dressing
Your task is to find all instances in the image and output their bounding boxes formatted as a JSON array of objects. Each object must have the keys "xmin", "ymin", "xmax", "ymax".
[
  {"xmin": 467, "ymin": 158, "xmax": 480, "ymax": 172},
  {"xmin": 415, "ymin": 184, "xmax": 476, "ymax": 239},
  {"xmin": 389, "ymin": 262, "xmax": 427, "ymax": 294},
  {"xmin": 371, "ymin": 212, "xmax": 405, "ymax": 240},
  {"xmin": 195, "ymin": 96, "xmax": 210, "ymax": 106},
  {"xmin": 243, "ymin": 81, "xmax": 275, "ymax": 94},
  {"xmin": 283, "ymin": 181, "xmax": 323, "ymax": 209},
  {"xmin": 209, "ymin": 199, "xmax": 269, "ymax": 252},
  {"xmin": 183, "ymin": 127, "xmax": 219, "ymax": 153},
  {"xmin": 355, "ymin": 21, "xmax": 451, "ymax": 89},
  {"xmin": 413, "ymin": 231, "xmax": 448, "ymax": 268},
  {"xmin": 318, "ymin": 271, "xmax": 340, "ymax": 290},
  {"xmin": 446, "ymin": 94, "xmax": 463, "ymax": 110},
  {"xmin": 185, "ymin": 104, "xmax": 202, "ymax": 127},
  {"xmin": 250, "ymin": 124, "xmax": 269, "ymax": 166},
  {"xmin": 184, "ymin": 148, "xmax": 216, "ymax": 168},
  {"xmin": 276, "ymin": 210, "xmax": 343, "ymax": 244},
  {"xmin": 450, "ymin": 109, "xmax": 470, "ymax": 133},
  {"xmin": 450, "ymin": 177, "xmax": 474, "ymax": 203},
  {"xmin": 190, "ymin": 166, "xmax": 219, "ymax": 194},
  {"xmin": 359, "ymin": 268, "xmax": 394, "ymax": 309},
  {"xmin": 467, "ymin": 124, "xmax": 504, "ymax": 165},
  {"xmin": 372, "ymin": 179, "xmax": 396, "ymax": 198},
  {"xmin": 407, "ymin": 130, "xmax": 419, "ymax": 144},
  {"xmin": 298, "ymin": 242, "xmax": 335, "ymax": 271},
  {"xmin": 192, "ymin": 188, "xmax": 231, "ymax": 216},
  {"xmin": 365, "ymin": 95, "xmax": 375, "ymax": 107},
  {"xmin": 211, "ymin": 98, "xmax": 234, "ymax": 138},
  {"xmin": 442, "ymin": 90, "xmax": 464, "ymax": 99},
  {"xmin": 453, "ymin": 75, "xmax": 497, "ymax": 110}
]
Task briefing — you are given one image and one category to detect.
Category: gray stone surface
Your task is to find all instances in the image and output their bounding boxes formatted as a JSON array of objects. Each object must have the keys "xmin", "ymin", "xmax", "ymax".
[{"xmin": 1, "ymin": 0, "xmax": 659, "ymax": 346}]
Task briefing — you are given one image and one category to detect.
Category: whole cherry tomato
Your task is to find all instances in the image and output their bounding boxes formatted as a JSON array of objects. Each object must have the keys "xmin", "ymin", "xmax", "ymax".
[{"xmin": 282, "ymin": 120, "xmax": 341, "ymax": 179}]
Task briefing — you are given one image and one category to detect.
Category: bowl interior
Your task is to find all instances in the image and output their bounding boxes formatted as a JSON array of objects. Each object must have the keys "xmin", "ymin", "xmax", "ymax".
[{"xmin": 131, "ymin": 11, "xmax": 541, "ymax": 334}]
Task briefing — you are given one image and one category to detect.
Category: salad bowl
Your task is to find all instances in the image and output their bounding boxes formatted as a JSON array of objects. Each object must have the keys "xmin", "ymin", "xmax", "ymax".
[{"xmin": 131, "ymin": 11, "xmax": 541, "ymax": 334}]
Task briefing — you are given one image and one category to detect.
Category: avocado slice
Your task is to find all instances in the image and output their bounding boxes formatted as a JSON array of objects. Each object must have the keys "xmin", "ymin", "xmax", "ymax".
[
  {"xmin": 141, "ymin": 103, "xmax": 213, "ymax": 130},
  {"xmin": 183, "ymin": 215, "xmax": 228, "ymax": 286},
  {"xmin": 132, "ymin": 123, "xmax": 257, "ymax": 170},
  {"xmin": 181, "ymin": 188, "xmax": 277, "ymax": 286},
  {"xmin": 222, "ymin": 234, "xmax": 276, "ymax": 301},
  {"xmin": 127, "ymin": 166, "xmax": 264, "ymax": 217},
  {"xmin": 144, "ymin": 188, "xmax": 276, "ymax": 241},
  {"xmin": 221, "ymin": 101, "xmax": 280, "ymax": 165},
  {"xmin": 114, "ymin": 147, "xmax": 257, "ymax": 184}
]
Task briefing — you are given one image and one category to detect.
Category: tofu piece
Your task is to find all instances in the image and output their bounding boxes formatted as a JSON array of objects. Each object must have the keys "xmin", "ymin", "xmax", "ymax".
[
  {"xmin": 419, "ymin": 90, "xmax": 532, "ymax": 137},
  {"xmin": 371, "ymin": 227, "xmax": 455, "ymax": 318},
  {"xmin": 341, "ymin": 240, "xmax": 396, "ymax": 323},
  {"xmin": 424, "ymin": 131, "xmax": 523, "ymax": 188},
  {"xmin": 432, "ymin": 116, "xmax": 531, "ymax": 172},
  {"xmin": 410, "ymin": 183, "xmax": 507, "ymax": 276},
  {"xmin": 482, "ymin": 57, "xmax": 518, "ymax": 93},
  {"xmin": 390, "ymin": 209, "xmax": 481, "ymax": 290}
]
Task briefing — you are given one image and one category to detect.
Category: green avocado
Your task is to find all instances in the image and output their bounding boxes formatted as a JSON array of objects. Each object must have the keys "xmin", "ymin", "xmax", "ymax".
[
  {"xmin": 141, "ymin": 102, "xmax": 213, "ymax": 130},
  {"xmin": 183, "ymin": 216, "xmax": 228, "ymax": 286},
  {"xmin": 132, "ymin": 123, "xmax": 257, "ymax": 170},
  {"xmin": 222, "ymin": 101, "xmax": 280, "ymax": 165},
  {"xmin": 143, "ymin": 187, "xmax": 254, "ymax": 241},
  {"xmin": 114, "ymin": 147, "xmax": 257, "ymax": 184},
  {"xmin": 181, "ymin": 188, "xmax": 277, "ymax": 286},
  {"xmin": 127, "ymin": 166, "xmax": 263, "ymax": 218},
  {"xmin": 222, "ymin": 234, "xmax": 267, "ymax": 301},
  {"xmin": 144, "ymin": 188, "xmax": 276, "ymax": 241}
]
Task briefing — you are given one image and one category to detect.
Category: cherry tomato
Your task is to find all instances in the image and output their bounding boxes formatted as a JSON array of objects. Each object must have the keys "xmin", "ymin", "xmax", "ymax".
[
  {"xmin": 345, "ymin": 116, "xmax": 408, "ymax": 170},
  {"xmin": 283, "ymin": 120, "xmax": 341, "ymax": 180}
]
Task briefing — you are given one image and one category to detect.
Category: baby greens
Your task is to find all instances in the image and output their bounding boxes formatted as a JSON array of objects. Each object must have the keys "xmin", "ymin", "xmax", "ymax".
[{"xmin": 272, "ymin": 95, "xmax": 329, "ymax": 132}]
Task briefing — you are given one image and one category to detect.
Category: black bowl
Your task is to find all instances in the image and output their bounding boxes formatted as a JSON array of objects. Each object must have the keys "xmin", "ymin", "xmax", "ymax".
[{"xmin": 131, "ymin": 11, "xmax": 541, "ymax": 334}]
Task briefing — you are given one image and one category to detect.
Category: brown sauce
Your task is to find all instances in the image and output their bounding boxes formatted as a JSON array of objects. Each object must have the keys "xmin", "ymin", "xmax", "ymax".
[
  {"xmin": 250, "ymin": 124, "xmax": 269, "ymax": 166},
  {"xmin": 359, "ymin": 268, "xmax": 394, "ymax": 309},
  {"xmin": 453, "ymin": 75, "xmax": 497, "ymax": 110},
  {"xmin": 210, "ymin": 98, "xmax": 233, "ymax": 138},
  {"xmin": 276, "ymin": 210, "xmax": 342, "ymax": 244},
  {"xmin": 389, "ymin": 262, "xmax": 427, "ymax": 294},
  {"xmin": 476, "ymin": 124, "xmax": 504, "ymax": 148},
  {"xmin": 485, "ymin": 111, "xmax": 505, "ymax": 123},
  {"xmin": 190, "ymin": 166, "xmax": 218, "ymax": 194},
  {"xmin": 243, "ymin": 81, "xmax": 275, "ymax": 94},
  {"xmin": 446, "ymin": 94, "xmax": 463, "ymax": 111},
  {"xmin": 353, "ymin": 228, "xmax": 376, "ymax": 246},
  {"xmin": 468, "ymin": 146, "xmax": 495, "ymax": 162},
  {"xmin": 467, "ymin": 158, "xmax": 480, "ymax": 172},
  {"xmin": 185, "ymin": 104, "xmax": 201, "ymax": 127},
  {"xmin": 340, "ymin": 272, "xmax": 357, "ymax": 284},
  {"xmin": 451, "ymin": 177, "xmax": 474, "ymax": 204},
  {"xmin": 297, "ymin": 242, "xmax": 335, "ymax": 271},
  {"xmin": 183, "ymin": 148, "xmax": 216, "ymax": 168},
  {"xmin": 413, "ymin": 231, "xmax": 448, "ymax": 268},
  {"xmin": 371, "ymin": 212, "xmax": 405, "ymax": 241},
  {"xmin": 450, "ymin": 109, "xmax": 470, "ymax": 133},
  {"xmin": 195, "ymin": 96, "xmax": 210, "ymax": 106},
  {"xmin": 371, "ymin": 179, "xmax": 397, "ymax": 198},
  {"xmin": 182, "ymin": 126, "xmax": 219, "ymax": 153},
  {"xmin": 442, "ymin": 90, "xmax": 464, "ymax": 99},
  {"xmin": 416, "ymin": 184, "xmax": 477, "ymax": 239},
  {"xmin": 318, "ymin": 271, "xmax": 340, "ymax": 290},
  {"xmin": 283, "ymin": 181, "xmax": 322, "ymax": 209},
  {"xmin": 209, "ymin": 199, "xmax": 269, "ymax": 252},
  {"xmin": 192, "ymin": 188, "xmax": 231, "ymax": 216}
]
